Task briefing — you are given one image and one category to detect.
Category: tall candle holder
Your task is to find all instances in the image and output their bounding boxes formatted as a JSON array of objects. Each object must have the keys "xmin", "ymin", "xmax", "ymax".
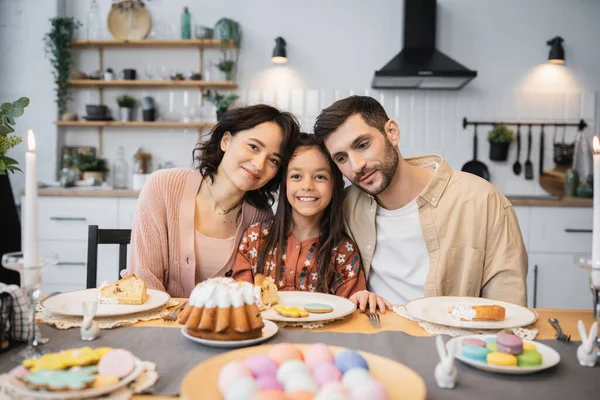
[
  {"xmin": 574, "ymin": 255, "xmax": 600, "ymax": 354},
  {"xmin": 2, "ymin": 251, "xmax": 56, "ymax": 360}
]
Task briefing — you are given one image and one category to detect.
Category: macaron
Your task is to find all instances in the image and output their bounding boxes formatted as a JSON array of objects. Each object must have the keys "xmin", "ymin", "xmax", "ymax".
[
  {"xmin": 485, "ymin": 341, "xmax": 497, "ymax": 352},
  {"xmin": 460, "ymin": 344, "xmax": 490, "ymax": 363},
  {"xmin": 462, "ymin": 338, "xmax": 486, "ymax": 347},
  {"xmin": 496, "ymin": 333, "xmax": 523, "ymax": 355},
  {"xmin": 487, "ymin": 352, "xmax": 518, "ymax": 366},
  {"xmin": 517, "ymin": 349, "xmax": 543, "ymax": 367},
  {"xmin": 523, "ymin": 342, "xmax": 537, "ymax": 351}
]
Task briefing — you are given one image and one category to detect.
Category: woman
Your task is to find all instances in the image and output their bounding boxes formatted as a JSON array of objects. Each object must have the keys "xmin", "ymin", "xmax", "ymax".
[{"xmin": 125, "ymin": 104, "xmax": 300, "ymax": 297}]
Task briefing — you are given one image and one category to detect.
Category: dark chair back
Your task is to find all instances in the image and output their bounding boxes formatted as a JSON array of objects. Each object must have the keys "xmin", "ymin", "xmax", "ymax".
[{"xmin": 86, "ymin": 225, "xmax": 132, "ymax": 289}]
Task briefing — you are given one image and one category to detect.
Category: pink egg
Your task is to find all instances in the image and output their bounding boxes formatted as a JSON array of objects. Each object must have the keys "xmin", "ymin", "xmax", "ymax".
[
  {"xmin": 350, "ymin": 379, "xmax": 389, "ymax": 400},
  {"xmin": 245, "ymin": 355, "xmax": 279, "ymax": 378},
  {"xmin": 218, "ymin": 361, "xmax": 252, "ymax": 395},
  {"xmin": 257, "ymin": 375, "xmax": 284, "ymax": 391},
  {"xmin": 251, "ymin": 389, "xmax": 289, "ymax": 400},
  {"xmin": 268, "ymin": 344, "xmax": 304, "ymax": 366},
  {"xmin": 304, "ymin": 343, "xmax": 334, "ymax": 370},
  {"xmin": 315, "ymin": 382, "xmax": 349, "ymax": 400},
  {"xmin": 312, "ymin": 363, "xmax": 342, "ymax": 387}
]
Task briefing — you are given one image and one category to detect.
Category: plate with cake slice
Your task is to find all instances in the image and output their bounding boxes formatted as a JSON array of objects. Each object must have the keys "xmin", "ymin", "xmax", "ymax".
[
  {"xmin": 41, "ymin": 275, "xmax": 170, "ymax": 317},
  {"xmin": 404, "ymin": 296, "xmax": 537, "ymax": 329}
]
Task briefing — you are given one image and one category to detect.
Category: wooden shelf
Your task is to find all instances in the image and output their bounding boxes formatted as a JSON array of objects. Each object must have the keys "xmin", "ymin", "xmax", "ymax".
[
  {"xmin": 71, "ymin": 39, "xmax": 235, "ymax": 48},
  {"xmin": 54, "ymin": 121, "xmax": 215, "ymax": 128},
  {"xmin": 68, "ymin": 79, "xmax": 237, "ymax": 89}
]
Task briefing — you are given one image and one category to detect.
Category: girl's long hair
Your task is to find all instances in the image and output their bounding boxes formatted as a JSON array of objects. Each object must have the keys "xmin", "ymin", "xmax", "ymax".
[{"xmin": 256, "ymin": 133, "xmax": 345, "ymax": 292}]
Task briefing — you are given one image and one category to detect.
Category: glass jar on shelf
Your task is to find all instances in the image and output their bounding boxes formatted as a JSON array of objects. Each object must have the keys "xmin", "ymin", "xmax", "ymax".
[
  {"xmin": 113, "ymin": 147, "xmax": 129, "ymax": 189},
  {"xmin": 86, "ymin": 0, "xmax": 102, "ymax": 40}
]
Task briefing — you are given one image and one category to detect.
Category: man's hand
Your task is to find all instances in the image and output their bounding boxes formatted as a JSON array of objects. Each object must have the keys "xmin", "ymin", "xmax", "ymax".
[{"xmin": 349, "ymin": 290, "xmax": 392, "ymax": 313}]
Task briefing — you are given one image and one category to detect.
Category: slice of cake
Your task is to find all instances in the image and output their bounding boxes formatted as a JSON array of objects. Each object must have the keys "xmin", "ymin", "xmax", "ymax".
[
  {"xmin": 97, "ymin": 275, "xmax": 148, "ymax": 305},
  {"xmin": 254, "ymin": 273, "xmax": 280, "ymax": 309},
  {"xmin": 447, "ymin": 304, "xmax": 506, "ymax": 321}
]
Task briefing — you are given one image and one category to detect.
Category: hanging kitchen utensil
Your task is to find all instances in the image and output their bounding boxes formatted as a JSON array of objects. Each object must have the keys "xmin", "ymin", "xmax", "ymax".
[
  {"xmin": 513, "ymin": 124, "xmax": 522, "ymax": 175},
  {"xmin": 461, "ymin": 124, "xmax": 490, "ymax": 181},
  {"xmin": 572, "ymin": 124, "xmax": 593, "ymax": 182},
  {"xmin": 524, "ymin": 125, "xmax": 534, "ymax": 180},
  {"xmin": 539, "ymin": 125, "xmax": 545, "ymax": 177},
  {"xmin": 553, "ymin": 125, "xmax": 574, "ymax": 166}
]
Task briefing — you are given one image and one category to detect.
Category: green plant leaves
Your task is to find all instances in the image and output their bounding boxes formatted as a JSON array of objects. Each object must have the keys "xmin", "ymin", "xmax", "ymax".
[{"xmin": 17, "ymin": 97, "xmax": 30, "ymax": 107}]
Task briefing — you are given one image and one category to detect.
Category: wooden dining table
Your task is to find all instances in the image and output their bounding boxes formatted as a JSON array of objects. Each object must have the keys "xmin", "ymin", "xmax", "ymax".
[{"xmin": 125, "ymin": 301, "xmax": 595, "ymax": 399}]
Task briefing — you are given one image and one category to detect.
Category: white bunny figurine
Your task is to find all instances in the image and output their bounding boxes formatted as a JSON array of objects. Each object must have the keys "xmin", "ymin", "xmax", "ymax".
[
  {"xmin": 577, "ymin": 320, "xmax": 598, "ymax": 367},
  {"xmin": 435, "ymin": 335, "xmax": 457, "ymax": 389},
  {"xmin": 81, "ymin": 301, "xmax": 100, "ymax": 341}
]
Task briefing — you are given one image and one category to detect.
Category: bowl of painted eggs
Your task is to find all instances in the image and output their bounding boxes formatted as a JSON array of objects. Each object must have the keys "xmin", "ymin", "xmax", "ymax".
[
  {"xmin": 179, "ymin": 343, "xmax": 427, "ymax": 399},
  {"xmin": 448, "ymin": 333, "xmax": 560, "ymax": 375}
]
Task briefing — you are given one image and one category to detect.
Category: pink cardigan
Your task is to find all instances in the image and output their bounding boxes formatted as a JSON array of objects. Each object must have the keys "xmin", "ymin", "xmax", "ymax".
[{"xmin": 123, "ymin": 168, "xmax": 273, "ymax": 297}]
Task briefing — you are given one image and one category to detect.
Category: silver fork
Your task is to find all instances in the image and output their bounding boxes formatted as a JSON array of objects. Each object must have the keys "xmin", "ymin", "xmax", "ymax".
[
  {"xmin": 365, "ymin": 311, "xmax": 381, "ymax": 329},
  {"xmin": 161, "ymin": 301, "xmax": 188, "ymax": 321},
  {"xmin": 548, "ymin": 317, "xmax": 571, "ymax": 341}
]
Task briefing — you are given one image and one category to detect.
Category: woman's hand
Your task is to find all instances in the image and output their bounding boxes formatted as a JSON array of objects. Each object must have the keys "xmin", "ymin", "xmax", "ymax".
[{"xmin": 349, "ymin": 290, "xmax": 393, "ymax": 313}]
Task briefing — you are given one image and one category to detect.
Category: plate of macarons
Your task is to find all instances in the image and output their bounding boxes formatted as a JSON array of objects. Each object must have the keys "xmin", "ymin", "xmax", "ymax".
[{"xmin": 447, "ymin": 333, "xmax": 560, "ymax": 375}]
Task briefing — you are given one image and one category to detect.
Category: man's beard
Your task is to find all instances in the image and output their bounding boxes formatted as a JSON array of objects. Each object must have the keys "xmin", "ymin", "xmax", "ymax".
[{"xmin": 353, "ymin": 140, "xmax": 399, "ymax": 196}]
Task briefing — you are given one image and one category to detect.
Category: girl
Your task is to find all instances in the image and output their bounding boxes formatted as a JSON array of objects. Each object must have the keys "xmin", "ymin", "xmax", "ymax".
[
  {"xmin": 233, "ymin": 133, "xmax": 367, "ymax": 299},
  {"xmin": 125, "ymin": 105, "xmax": 300, "ymax": 297}
]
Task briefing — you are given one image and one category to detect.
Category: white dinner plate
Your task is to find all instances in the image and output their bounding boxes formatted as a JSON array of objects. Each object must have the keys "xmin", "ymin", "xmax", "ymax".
[
  {"xmin": 41, "ymin": 289, "xmax": 170, "ymax": 317},
  {"xmin": 405, "ymin": 296, "xmax": 537, "ymax": 329},
  {"xmin": 181, "ymin": 320, "xmax": 279, "ymax": 348},
  {"xmin": 260, "ymin": 291, "xmax": 356, "ymax": 323},
  {"xmin": 5, "ymin": 358, "xmax": 143, "ymax": 399},
  {"xmin": 448, "ymin": 334, "xmax": 560, "ymax": 375}
]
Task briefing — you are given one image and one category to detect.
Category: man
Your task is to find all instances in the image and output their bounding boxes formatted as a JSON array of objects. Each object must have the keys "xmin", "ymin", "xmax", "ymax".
[{"xmin": 314, "ymin": 96, "xmax": 528, "ymax": 309}]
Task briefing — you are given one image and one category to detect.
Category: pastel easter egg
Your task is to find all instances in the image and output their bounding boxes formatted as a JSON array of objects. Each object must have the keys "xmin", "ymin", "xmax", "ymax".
[
  {"xmin": 350, "ymin": 379, "xmax": 390, "ymax": 400},
  {"xmin": 277, "ymin": 360, "xmax": 311, "ymax": 383},
  {"xmin": 268, "ymin": 344, "xmax": 304, "ymax": 366},
  {"xmin": 341, "ymin": 368, "xmax": 372, "ymax": 391},
  {"xmin": 245, "ymin": 355, "xmax": 279, "ymax": 379},
  {"xmin": 257, "ymin": 375, "xmax": 284, "ymax": 391},
  {"xmin": 219, "ymin": 362, "xmax": 252, "ymax": 395},
  {"xmin": 312, "ymin": 363, "xmax": 342, "ymax": 386},
  {"xmin": 286, "ymin": 390, "xmax": 316, "ymax": 400},
  {"xmin": 225, "ymin": 376, "xmax": 259, "ymax": 400},
  {"xmin": 304, "ymin": 343, "xmax": 335, "ymax": 370},
  {"xmin": 334, "ymin": 350, "xmax": 369, "ymax": 374},
  {"xmin": 251, "ymin": 389, "xmax": 289, "ymax": 400},
  {"xmin": 314, "ymin": 382, "xmax": 349, "ymax": 400},
  {"xmin": 284, "ymin": 373, "xmax": 318, "ymax": 393}
]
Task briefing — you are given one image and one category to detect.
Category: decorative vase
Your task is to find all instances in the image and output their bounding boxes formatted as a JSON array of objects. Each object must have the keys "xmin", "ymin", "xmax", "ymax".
[
  {"xmin": 82, "ymin": 171, "xmax": 104, "ymax": 182},
  {"xmin": 119, "ymin": 107, "xmax": 133, "ymax": 122},
  {"xmin": 489, "ymin": 142, "xmax": 510, "ymax": 161},
  {"xmin": 219, "ymin": 70, "xmax": 233, "ymax": 81}
]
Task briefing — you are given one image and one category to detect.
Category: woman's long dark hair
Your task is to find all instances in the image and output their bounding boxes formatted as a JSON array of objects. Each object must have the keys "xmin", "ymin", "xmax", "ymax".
[
  {"xmin": 256, "ymin": 133, "xmax": 345, "ymax": 293},
  {"xmin": 193, "ymin": 104, "xmax": 300, "ymax": 210}
]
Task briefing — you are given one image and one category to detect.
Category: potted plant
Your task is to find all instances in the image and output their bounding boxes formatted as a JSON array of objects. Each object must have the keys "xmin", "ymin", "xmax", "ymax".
[
  {"xmin": 214, "ymin": 18, "xmax": 241, "ymax": 81},
  {"xmin": 44, "ymin": 17, "xmax": 81, "ymax": 120},
  {"xmin": 204, "ymin": 90, "xmax": 239, "ymax": 120},
  {"xmin": 75, "ymin": 153, "xmax": 109, "ymax": 182},
  {"xmin": 488, "ymin": 124, "xmax": 515, "ymax": 161},
  {"xmin": 117, "ymin": 94, "xmax": 137, "ymax": 122},
  {"xmin": 0, "ymin": 97, "xmax": 30, "ymax": 175}
]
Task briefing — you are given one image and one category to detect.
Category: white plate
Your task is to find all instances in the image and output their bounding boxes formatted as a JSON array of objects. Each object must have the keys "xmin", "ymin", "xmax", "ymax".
[
  {"xmin": 260, "ymin": 291, "xmax": 356, "ymax": 323},
  {"xmin": 41, "ymin": 289, "xmax": 170, "ymax": 317},
  {"xmin": 5, "ymin": 358, "xmax": 143, "ymax": 399},
  {"xmin": 448, "ymin": 334, "xmax": 560, "ymax": 375},
  {"xmin": 181, "ymin": 320, "xmax": 279, "ymax": 348},
  {"xmin": 405, "ymin": 296, "xmax": 537, "ymax": 329}
]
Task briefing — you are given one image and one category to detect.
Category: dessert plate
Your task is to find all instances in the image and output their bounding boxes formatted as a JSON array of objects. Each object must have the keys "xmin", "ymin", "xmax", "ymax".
[
  {"xmin": 41, "ymin": 289, "xmax": 170, "ymax": 317},
  {"xmin": 181, "ymin": 320, "xmax": 279, "ymax": 349},
  {"xmin": 260, "ymin": 291, "xmax": 356, "ymax": 323},
  {"xmin": 405, "ymin": 296, "xmax": 537, "ymax": 329},
  {"xmin": 448, "ymin": 334, "xmax": 560, "ymax": 375}
]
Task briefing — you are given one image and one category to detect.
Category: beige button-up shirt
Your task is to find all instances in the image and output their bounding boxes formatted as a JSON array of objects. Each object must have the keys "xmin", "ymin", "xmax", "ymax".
[{"xmin": 343, "ymin": 155, "xmax": 528, "ymax": 306}]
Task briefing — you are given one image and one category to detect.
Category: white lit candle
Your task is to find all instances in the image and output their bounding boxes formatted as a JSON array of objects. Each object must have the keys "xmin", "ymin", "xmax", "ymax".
[
  {"xmin": 592, "ymin": 136, "xmax": 600, "ymax": 286},
  {"xmin": 23, "ymin": 130, "xmax": 39, "ymax": 268}
]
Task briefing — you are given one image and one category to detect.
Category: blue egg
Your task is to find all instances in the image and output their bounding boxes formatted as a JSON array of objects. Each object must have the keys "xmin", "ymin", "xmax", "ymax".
[
  {"xmin": 334, "ymin": 350, "xmax": 369, "ymax": 373},
  {"xmin": 461, "ymin": 344, "xmax": 490, "ymax": 363}
]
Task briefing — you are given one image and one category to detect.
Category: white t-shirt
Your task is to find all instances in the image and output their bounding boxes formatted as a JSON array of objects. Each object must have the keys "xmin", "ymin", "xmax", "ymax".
[{"xmin": 367, "ymin": 163, "xmax": 437, "ymax": 304}]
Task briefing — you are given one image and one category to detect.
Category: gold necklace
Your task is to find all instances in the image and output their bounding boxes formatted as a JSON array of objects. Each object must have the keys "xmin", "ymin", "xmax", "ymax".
[{"xmin": 206, "ymin": 184, "xmax": 243, "ymax": 215}]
